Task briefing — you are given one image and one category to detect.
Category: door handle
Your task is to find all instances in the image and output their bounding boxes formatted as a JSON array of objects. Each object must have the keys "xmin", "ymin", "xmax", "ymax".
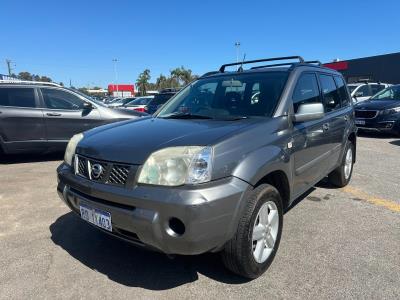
[
  {"xmin": 344, "ymin": 115, "xmax": 349, "ymax": 121},
  {"xmin": 46, "ymin": 112, "xmax": 62, "ymax": 117},
  {"xmin": 322, "ymin": 123, "xmax": 330, "ymax": 131}
]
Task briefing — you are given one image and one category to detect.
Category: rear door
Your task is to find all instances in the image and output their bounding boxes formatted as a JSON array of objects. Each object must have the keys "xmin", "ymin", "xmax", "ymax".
[
  {"xmin": 291, "ymin": 73, "xmax": 333, "ymax": 195},
  {"xmin": 318, "ymin": 74, "xmax": 348, "ymax": 170},
  {"xmin": 39, "ymin": 88, "xmax": 101, "ymax": 142},
  {"xmin": 0, "ymin": 86, "xmax": 46, "ymax": 152}
]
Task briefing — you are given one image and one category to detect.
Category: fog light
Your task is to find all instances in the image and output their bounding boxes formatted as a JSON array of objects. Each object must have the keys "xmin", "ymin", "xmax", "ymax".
[{"xmin": 167, "ymin": 217, "xmax": 185, "ymax": 236}]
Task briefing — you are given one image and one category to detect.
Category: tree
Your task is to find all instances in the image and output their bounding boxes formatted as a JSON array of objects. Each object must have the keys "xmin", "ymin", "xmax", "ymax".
[
  {"xmin": 18, "ymin": 72, "xmax": 33, "ymax": 81},
  {"xmin": 40, "ymin": 76, "xmax": 52, "ymax": 82},
  {"xmin": 136, "ymin": 69, "xmax": 151, "ymax": 96}
]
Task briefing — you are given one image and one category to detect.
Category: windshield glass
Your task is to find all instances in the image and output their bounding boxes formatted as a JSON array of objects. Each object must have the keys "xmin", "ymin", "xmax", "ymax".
[
  {"xmin": 347, "ymin": 85, "xmax": 358, "ymax": 93},
  {"xmin": 150, "ymin": 93, "xmax": 174, "ymax": 106},
  {"xmin": 370, "ymin": 85, "xmax": 400, "ymax": 101},
  {"xmin": 157, "ymin": 72, "xmax": 289, "ymax": 119}
]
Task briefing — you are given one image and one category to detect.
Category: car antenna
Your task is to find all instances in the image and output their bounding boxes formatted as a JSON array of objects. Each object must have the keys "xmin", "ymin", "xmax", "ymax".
[{"xmin": 237, "ymin": 54, "xmax": 246, "ymax": 72}]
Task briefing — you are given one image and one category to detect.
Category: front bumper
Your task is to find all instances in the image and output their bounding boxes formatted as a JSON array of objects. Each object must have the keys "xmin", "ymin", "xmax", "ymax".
[
  {"xmin": 355, "ymin": 116, "xmax": 400, "ymax": 134},
  {"xmin": 57, "ymin": 163, "xmax": 250, "ymax": 255}
]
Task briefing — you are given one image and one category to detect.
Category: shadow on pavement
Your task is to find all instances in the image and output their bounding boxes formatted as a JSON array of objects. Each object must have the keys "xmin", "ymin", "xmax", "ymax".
[
  {"xmin": 389, "ymin": 140, "xmax": 400, "ymax": 146},
  {"xmin": 50, "ymin": 212, "xmax": 250, "ymax": 290},
  {"xmin": 0, "ymin": 152, "xmax": 64, "ymax": 164}
]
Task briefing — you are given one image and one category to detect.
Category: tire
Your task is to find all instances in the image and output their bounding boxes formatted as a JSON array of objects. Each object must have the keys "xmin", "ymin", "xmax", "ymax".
[
  {"xmin": 221, "ymin": 184, "xmax": 283, "ymax": 279},
  {"xmin": 328, "ymin": 141, "xmax": 354, "ymax": 187}
]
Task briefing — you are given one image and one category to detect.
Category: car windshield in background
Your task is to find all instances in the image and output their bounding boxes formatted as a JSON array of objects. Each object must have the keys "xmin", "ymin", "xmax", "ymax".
[
  {"xmin": 151, "ymin": 93, "xmax": 174, "ymax": 106},
  {"xmin": 348, "ymin": 85, "xmax": 358, "ymax": 93},
  {"xmin": 370, "ymin": 85, "xmax": 400, "ymax": 101},
  {"xmin": 127, "ymin": 97, "xmax": 152, "ymax": 106},
  {"xmin": 157, "ymin": 72, "xmax": 289, "ymax": 120}
]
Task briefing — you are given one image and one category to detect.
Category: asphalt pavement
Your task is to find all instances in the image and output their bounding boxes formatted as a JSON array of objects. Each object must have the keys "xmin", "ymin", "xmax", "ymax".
[{"xmin": 0, "ymin": 134, "xmax": 399, "ymax": 299}]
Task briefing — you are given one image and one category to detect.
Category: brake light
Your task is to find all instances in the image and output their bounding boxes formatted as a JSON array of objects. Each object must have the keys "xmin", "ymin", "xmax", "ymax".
[{"xmin": 134, "ymin": 107, "xmax": 145, "ymax": 112}]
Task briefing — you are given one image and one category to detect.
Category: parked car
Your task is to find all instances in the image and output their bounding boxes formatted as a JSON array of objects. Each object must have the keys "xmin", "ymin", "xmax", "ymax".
[
  {"xmin": 354, "ymin": 84, "xmax": 400, "ymax": 135},
  {"xmin": 57, "ymin": 56, "xmax": 356, "ymax": 279},
  {"xmin": 347, "ymin": 81, "xmax": 389, "ymax": 103},
  {"xmin": 122, "ymin": 96, "xmax": 153, "ymax": 112},
  {"xmin": 0, "ymin": 81, "xmax": 145, "ymax": 156},
  {"xmin": 144, "ymin": 90, "xmax": 177, "ymax": 114},
  {"xmin": 107, "ymin": 97, "xmax": 136, "ymax": 108}
]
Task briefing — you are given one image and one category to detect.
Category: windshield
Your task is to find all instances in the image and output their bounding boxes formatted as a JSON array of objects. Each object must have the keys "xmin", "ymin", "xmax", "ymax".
[
  {"xmin": 347, "ymin": 85, "xmax": 358, "ymax": 93},
  {"xmin": 157, "ymin": 72, "xmax": 289, "ymax": 119},
  {"xmin": 127, "ymin": 97, "xmax": 152, "ymax": 106},
  {"xmin": 370, "ymin": 85, "xmax": 400, "ymax": 101}
]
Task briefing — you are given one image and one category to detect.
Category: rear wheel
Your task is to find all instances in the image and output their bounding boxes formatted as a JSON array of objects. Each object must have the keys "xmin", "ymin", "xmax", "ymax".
[
  {"xmin": 328, "ymin": 141, "xmax": 354, "ymax": 187},
  {"xmin": 221, "ymin": 184, "xmax": 283, "ymax": 279}
]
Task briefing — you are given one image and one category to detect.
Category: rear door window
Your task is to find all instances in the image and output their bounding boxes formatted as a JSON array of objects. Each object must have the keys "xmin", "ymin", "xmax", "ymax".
[
  {"xmin": 292, "ymin": 73, "xmax": 321, "ymax": 113},
  {"xmin": 0, "ymin": 87, "xmax": 36, "ymax": 108},
  {"xmin": 319, "ymin": 74, "xmax": 341, "ymax": 112},
  {"xmin": 334, "ymin": 76, "xmax": 350, "ymax": 107},
  {"xmin": 41, "ymin": 88, "xmax": 85, "ymax": 110}
]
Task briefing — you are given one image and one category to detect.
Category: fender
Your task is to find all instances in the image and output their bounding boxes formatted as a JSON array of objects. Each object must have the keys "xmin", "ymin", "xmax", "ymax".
[{"xmin": 232, "ymin": 144, "xmax": 292, "ymax": 187}]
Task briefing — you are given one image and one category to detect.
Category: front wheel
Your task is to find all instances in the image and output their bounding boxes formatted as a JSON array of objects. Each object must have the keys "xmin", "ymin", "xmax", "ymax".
[
  {"xmin": 221, "ymin": 184, "xmax": 283, "ymax": 279},
  {"xmin": 328, "ymin": 141, "xmax": 354, "ymax": 187}
]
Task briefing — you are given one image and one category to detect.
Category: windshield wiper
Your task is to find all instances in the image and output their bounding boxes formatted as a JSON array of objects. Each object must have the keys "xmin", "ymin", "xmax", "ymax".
[{"xmin": 161, "ymin": 112, "xmax": 213, "ymax": 119}]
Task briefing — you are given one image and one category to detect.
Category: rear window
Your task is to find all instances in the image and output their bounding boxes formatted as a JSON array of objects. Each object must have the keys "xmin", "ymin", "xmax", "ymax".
[{"xmin": 0, "ymin": 87, "xmax": 36, "ymax": 108}]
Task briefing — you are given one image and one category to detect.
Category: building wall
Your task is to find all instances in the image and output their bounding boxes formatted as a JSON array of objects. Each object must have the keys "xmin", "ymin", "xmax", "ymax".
[{"xmin": 324, "ymin": 52, "xmax": 400, "ymax": 84}]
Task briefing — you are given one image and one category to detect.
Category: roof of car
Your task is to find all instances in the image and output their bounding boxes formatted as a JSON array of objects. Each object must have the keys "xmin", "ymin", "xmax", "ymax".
[{"xmin": 0, "ymin": 80, "xmax": 62, "ymax": 87}]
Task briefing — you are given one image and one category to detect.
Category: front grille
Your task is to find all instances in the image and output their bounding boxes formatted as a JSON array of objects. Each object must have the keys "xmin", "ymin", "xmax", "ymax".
[
  {"xmin": 74, "ymin": 155, "xmax": 136, "ymax": 187},
  {"xmin": 355, "ymin": 110, "xmax": 378, "ymax": 119}
]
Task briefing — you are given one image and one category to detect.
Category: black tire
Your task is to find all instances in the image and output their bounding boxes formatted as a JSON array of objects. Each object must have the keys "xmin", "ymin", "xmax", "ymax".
[
  {"xmin": 328, "ymin": 141, "xmax": 354, "ymax": 187},
  {"xmin": 221, "ymin": 184, "xmax": 283, "ymax": 279}
]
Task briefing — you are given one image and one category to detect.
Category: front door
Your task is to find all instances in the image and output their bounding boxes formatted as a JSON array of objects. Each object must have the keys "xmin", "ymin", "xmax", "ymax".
[
  {"xmin": 40, "ymin": 88, "xmax": 101, "ymax": 144},
  {"xmin": 291, "ymin": 73, "xmax": 333, "ymax": 196}
]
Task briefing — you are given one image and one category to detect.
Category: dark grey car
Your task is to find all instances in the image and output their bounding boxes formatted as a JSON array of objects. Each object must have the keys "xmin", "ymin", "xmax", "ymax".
[
  {"xmin": 57, "ymin": 56, "xmax": 357, "ymax": 278},
  {"xmin": 0, "ymin": 82, "xmax": 144, "ymax": 155}
]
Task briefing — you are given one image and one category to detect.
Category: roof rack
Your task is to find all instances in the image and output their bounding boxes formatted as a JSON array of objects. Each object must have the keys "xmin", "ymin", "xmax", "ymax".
[
  {"xmin": 0, "ymin": 79, "xmax": 61, "ymax": 87},
  {"xmin": 200, "ymin": 71, "xmax": 220, "ymax": 78},
  {"xmin": 250, "ymin": 62, "xmax": 298, "ymax": 70},
  {"xmin": 219, "ymin": 56, "xmax": 304, "ymax": 72}
]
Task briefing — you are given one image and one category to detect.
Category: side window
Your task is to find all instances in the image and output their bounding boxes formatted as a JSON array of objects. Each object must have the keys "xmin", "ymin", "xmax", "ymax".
[
  {"xmin": 355, "ymin": 85, "xmax": 370, "ymax": 97},
  {"xmin": 41, "ymin": 88, "xmax": 85, "ymax": 110},
  {"xmin": 292, "ymin": 73, "xmax": 321, "ymax": 113},
  {"xmin": 370, "ymin": 84, "xmax": 386, "ymax": 96},
  {"xmin": 334, "ymin": 76, "xmax": 350, "ymax": 107},
  {"xmin": 319, "ymin": 74, "xmax": 341, "ymax": 112},
  {"xmin": 0, "ymin": 88, "xmax": 36, "ymax": 108}
]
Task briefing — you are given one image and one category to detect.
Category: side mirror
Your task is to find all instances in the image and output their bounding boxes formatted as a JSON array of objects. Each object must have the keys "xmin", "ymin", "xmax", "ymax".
[
  {"xmin": 293, "ymin": 103, "xmax": 324, "ymax": 123},
  {"xmin": 83, "ymin": 102, "xmax": 93, "ymax": 109}
]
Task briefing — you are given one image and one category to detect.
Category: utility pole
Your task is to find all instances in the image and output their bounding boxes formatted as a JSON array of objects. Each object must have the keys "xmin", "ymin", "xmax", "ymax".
[
  {"xmin": 235, "ymin": 42, "xmax": 241, "ymax": 63},
  {"xmin": 112, "ymin": 58, "xmax": 118, "ymax": 96},
  {"xmin": 6, "ymin": 59, "xmax": 13, "ymax": 77}
]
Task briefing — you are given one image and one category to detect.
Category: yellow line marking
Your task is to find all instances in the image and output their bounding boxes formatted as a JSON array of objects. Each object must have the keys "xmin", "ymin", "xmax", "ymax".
[{"xmin": 342, "ymin": 186, "xmax": 400, "ymax": 213}]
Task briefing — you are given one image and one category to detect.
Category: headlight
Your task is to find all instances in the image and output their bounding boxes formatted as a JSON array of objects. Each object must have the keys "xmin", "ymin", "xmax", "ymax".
[
  {"xmin": 138, "ymin": 146, "xmax": 213, "ymax": 186},
  {"xmin": 64, "ymin": 133, "xmax": 84, "ymax": 166},
  {"xmin": 381, "ymin": 107, "xmax": 400, "ymax": 115}
]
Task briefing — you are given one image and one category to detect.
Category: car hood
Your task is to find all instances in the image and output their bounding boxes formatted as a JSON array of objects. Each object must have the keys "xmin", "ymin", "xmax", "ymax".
[
  {"xmin": 77, "ymin": 117, "xmax": 258, "ymax": 164},
  {"xmin": 354, "ymin": 99, "xmax": 400, "ymax": 110}
]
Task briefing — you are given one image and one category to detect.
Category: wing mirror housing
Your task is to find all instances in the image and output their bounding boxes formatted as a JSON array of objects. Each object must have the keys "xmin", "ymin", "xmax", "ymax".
[
  {"xmin": 293, "ymin": 102, "xmax": 324, "ymax": 123},
  {"xmin": 83, "ymin": 102, "xmax": 94, "ymax": 110}
]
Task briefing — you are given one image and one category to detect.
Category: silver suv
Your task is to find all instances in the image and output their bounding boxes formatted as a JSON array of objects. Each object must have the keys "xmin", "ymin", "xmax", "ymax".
[{"xmin": 57, "ymin": 56, "xmax": 357, "ymax": 278}]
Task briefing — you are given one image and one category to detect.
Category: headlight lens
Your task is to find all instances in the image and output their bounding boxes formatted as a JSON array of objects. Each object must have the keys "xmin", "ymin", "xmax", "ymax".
[
  {"xmin": 64, "ymin": 133, "xmax": 84, "ymax": 166},
  {"xmin": 381, "ymin": 107, "xmax": 400, "ymax": 115},
  {"xmin": 138, "ymin": 146, "xmax": 213, "ymax": 186}
]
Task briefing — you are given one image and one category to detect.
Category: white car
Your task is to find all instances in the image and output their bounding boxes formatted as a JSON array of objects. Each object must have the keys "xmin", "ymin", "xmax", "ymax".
[
  {"xmin": 122, "ymin": 96, "xmax": 154, "ymax": 113},
  {"xmin": 348, "ymin": 82, "xmax": 390, "ymax": 103}
]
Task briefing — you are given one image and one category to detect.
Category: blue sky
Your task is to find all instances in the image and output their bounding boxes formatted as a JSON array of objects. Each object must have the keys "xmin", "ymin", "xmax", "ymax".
[{"xmin": 1, "ymin": 0, "xmax": 399, "ymax": 88}]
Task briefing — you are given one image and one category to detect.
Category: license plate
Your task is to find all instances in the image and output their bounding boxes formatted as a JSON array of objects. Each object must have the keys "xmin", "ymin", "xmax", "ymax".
[
  {"xmin": 355, "ymin": 119, "xmax": 365, "ymax": 125},
  {"xmin": 79, "ymin": 204, "xmax": 112, "ymax": 232}
]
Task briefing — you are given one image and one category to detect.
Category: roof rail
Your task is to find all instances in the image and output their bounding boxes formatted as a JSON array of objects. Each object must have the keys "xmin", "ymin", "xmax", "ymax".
[
  {"xmin": 219, "ymin": 56, "xmax": 304, "ymax": 72},
  {"xmin": 251, "ymin": 62, "xmax": 299, "ymax": 70},
  {"xmin": 0, "ymin": 80, "xmax": 61, "ymax": 87},
  {"xmin": 304, "ymin": 60, "xmax": 322, "ymax": 65},
  {"xmin": 200, "ymin": 71, "xmax": 220, "ymax": 78}
]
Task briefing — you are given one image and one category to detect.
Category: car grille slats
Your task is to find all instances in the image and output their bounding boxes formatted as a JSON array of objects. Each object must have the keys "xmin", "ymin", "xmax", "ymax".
[
  {"xmin": 355, "ymin": 110, "xmax": 378, "ymax": 119},
  {"xmin": 74, "ymin": 155, "xmax": 135, "ymax": 187}
]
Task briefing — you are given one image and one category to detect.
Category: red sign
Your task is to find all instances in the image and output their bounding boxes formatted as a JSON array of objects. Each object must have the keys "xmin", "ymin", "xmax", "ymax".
[
  {"xmin": 108, "ymin": 84, "xmax": 135, "ymax": 93},
  {"xmin": 323, "ymin": 61, "xmax": 348, "ymax": 71}
]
